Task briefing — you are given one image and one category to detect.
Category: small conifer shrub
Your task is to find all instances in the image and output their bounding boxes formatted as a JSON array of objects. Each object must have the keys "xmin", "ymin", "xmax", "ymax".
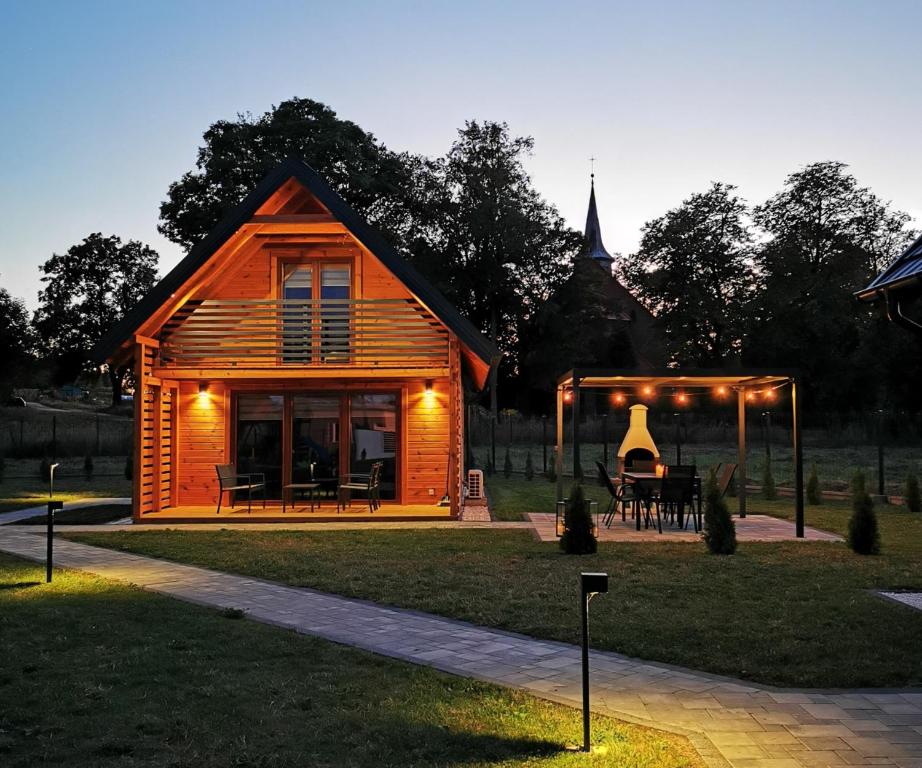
[
  {"xmin": 806, "ymin": 463, "xmax": 822, "ymax": 505},
  {"xmin": 703, "ymin": 471, "xmax": 737, "ymax": 555},
  {"xmin": 524, "ymin": 451, "xmax": 534, "ymax": 480},
  {"xmin": 904, "ymin": 473, "xmax": 920, "ymax": 514},
  {"xmin": 848, "ymin": 472, "xmax": 880, "ymax": 555},
  {"xmin": 559, "ymin": 484, "xmax": 597, "ymax": 555}
]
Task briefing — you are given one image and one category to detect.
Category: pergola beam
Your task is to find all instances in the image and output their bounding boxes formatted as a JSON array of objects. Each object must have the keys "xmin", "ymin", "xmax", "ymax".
[{"xmin": 737, "ymin": 387, "xmax": 747, "ymax": 518}]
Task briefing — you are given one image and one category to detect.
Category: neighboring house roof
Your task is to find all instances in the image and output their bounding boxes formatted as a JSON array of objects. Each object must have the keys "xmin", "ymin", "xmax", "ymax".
[
  {"xmin": 584, "ymin": 175, "xmax": 613, "ymax": 266},
  {"xmin": 91, "ymin": 157, "xmax": 500, "ymax": 377},
  {"xmin": 857, "ymin": 231, "xmax": 922, "ymax": 300}
]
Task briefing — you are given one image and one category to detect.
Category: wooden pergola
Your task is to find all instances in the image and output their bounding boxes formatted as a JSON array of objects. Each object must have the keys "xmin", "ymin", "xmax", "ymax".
[{"xmin": 555, "ymin": 368, "xmax": 806, "ymax": 537}]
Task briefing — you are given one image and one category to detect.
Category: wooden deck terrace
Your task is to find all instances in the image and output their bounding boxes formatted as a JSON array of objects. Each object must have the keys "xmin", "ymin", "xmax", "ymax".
[{"xmin": 138, "ymin": 502, "xmax": 455, "ymax": 524}]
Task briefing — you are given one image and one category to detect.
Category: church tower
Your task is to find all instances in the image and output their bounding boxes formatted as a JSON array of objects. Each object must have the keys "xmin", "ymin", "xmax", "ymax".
[{"xmin": 584, "ymin": 174, "xmax": 614, "ymax": 268}]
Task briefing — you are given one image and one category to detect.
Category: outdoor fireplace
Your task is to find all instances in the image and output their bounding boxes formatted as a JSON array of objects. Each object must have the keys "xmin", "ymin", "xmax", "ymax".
[{"xmin": 616, "ymin": 404, "xmax": 660, "ymax": 474}]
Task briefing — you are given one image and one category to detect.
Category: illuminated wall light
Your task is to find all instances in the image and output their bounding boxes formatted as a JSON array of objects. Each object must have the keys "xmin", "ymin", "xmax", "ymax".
[{"xmin": 197, "ymin": 381, "xmax": 209, "ymax": 403}]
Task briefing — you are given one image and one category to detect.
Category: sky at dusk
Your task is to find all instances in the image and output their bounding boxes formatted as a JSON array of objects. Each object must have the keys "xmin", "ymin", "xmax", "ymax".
[{"xmin": 2, "ymin": 0, "xmax": 921, "ymax": 309}]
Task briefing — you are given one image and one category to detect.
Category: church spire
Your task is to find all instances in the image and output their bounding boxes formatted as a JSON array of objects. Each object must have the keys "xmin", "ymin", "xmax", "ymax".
[{"xmin": 584, "ymin": 173, "xmax": 613, "ymax": 266}]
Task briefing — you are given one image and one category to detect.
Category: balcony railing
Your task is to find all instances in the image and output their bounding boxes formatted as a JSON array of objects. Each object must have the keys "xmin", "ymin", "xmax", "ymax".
[{"xmin": 157, "ymin": 298, "xmax": 450, "ymax": 368}]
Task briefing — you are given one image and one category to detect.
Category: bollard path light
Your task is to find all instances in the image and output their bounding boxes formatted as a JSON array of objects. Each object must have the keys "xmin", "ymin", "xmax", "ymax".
[{"xmin": 580, "ymin": 571, "xmax": 608, "ymax": 752}]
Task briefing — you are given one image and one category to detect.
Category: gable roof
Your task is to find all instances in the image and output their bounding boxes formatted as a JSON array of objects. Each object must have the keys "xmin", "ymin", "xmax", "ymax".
[
  {"xmin": 91, "ymin": 157, "xmax": 500, "ymax": 375},
  {"xmin": 857, "ymin": 231, "xmax": 922, "ymax": 300}
]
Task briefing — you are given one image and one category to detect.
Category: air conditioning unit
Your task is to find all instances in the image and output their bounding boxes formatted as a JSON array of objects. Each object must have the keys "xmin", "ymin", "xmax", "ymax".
[{"xmin": 467, "ymin": 469, "xmax": 484, "ymax": 499}]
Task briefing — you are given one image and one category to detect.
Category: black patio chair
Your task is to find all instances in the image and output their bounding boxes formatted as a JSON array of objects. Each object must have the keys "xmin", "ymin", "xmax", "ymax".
[
  {"xmin": 634, "ymin": 477, "xmax": 662, "ymax": 533},
  {"xmin": 337, "ymin": 461, "xmax": 383, "ymax": 513},
  {"xmin": 596, "ymin": 461, "xmax": 635, "ymax": 525},
  {"xmin": 716, "ymin": 463, "xmax": 737, "ymax": 498},
  {"xmin": 653, "ymin": 476, "xmax": 693, "ymax": 532},
  {"xmin": 215, "ymin": 463, "xmax": 266, "ymax": 514}
]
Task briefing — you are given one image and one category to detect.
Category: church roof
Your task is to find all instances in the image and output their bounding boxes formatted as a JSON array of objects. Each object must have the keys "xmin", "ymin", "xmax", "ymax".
[{"xmin": 585, "ymin": 175, "xmax": 613, "ymax": 265}]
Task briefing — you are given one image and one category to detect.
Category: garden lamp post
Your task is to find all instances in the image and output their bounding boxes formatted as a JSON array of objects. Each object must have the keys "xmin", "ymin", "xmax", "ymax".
[
  {"xmin": 580, "ymin": 572, "xmax": 608, "ymax": 752},
  {"xmin": 48, "ymin": 462, "xmax": 60, "ymax": 500}
]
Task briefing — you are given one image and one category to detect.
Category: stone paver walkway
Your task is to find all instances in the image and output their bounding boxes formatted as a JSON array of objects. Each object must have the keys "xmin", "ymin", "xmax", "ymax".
[
  {"xmin": 529, "ymin": 513, "xmax": 843, "ymax": 543},
  {"xmin": 881, "ymin": 592, "xmax": 922, "ymax": 613},
  {"xmin": 0, "ymin": 526, "xmax": 919, "ymax": 768}
]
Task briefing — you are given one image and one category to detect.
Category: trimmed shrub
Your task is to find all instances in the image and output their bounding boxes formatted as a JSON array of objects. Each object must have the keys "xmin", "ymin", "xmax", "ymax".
[
  {"xmin": 806, "ymin": 463, "xmax": 822, "ymax": 505},
  {"xmin": 851, "ymin": 469, "xmax": 866, "ymax": 498},
  {"xmin": 124, "ymin": 453, "xmax": 133, "ymax": 481},
  {"xmin": 40, "ymin": 456, "xmax": 51, "ymax": 482},
  {"xmin": 560, "ymin": 484, "xmax": 597, "ymax": 555},
  {"xmin": 762, "ymin": 458, "xmax": 777, "ymax": 500},
  {"xmin": 703, "ymin": 471, "xmax": 737, "ymax": 555},
  {"xmin": 904, "ymin": 474, "xmax": 920, "ymax": 514},
  {"xmin": 503, "ymin": 448, "xmax": 513, "ymax": 479},
  {"xmin": 848, "ymin": 479, "xmax": 880, "ymax": 555},
  {"xmin": 524, "ymin": 451, "xmax": 534, "ymax": 480},
  {"xmin": 83, "ymin": 454, "xmax": 94, "ymax": 481}
]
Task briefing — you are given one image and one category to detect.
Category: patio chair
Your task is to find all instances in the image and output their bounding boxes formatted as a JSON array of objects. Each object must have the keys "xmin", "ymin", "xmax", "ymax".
[
  {"xmin": 595, "ymin": 461, "xmax": 635, "ymax": 526},
  {"xmin": 665, "ymin": 464, "xmax": 696, "ymax": 477},
  {"xmin": 653, "ymin": 476, "xmax": 693, "ymax": 532},
  {"xmin": 631, "ymin": 477, "xmax": 662, "ymax": 533},
  {"xmin": 215, "ymin": 463, "xmax": 266, "ymax": 514},
  {"xmin": 337, "ymin": 461, "xmax": 383, "ymax": 513},
  {"xmin": 716, "ymin": 463, "xmax": 737, "ymax": 498}
]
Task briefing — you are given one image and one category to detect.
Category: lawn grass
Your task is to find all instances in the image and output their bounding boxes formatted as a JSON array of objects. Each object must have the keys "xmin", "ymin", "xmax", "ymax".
[
  {"xmin": 69, "ymin": 498, "xmax": 922, "ymax": 688},
  {"xmin": 0, "ymin": 552, "xmax": 700, "ymax": 768},
  {"xmin": 15, "ymin": 504, "xmax": 130, "ymax": 525},
  {"xmin": 488, "ymin": 474, "xmax": 559, "ymax": 520}
]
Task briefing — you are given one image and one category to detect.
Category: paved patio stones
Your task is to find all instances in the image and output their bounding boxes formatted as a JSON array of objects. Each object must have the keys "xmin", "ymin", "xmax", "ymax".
[
  {"xmin": 0, "ymin": 525, "xmax": 917, "ymax": 768},
  {"xmin": 529, "ymin": 512, "xmax": 843, "ymax": 543}
]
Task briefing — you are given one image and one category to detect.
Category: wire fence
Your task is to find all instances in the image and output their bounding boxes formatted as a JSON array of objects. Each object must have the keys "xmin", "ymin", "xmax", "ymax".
[
  {"xmin": 469, "ymin": 409, "xmax": 922, "ymax": 497},
  {"xmin": 0, "ymin": 408, "xmax": 133, "ymax": 459}
]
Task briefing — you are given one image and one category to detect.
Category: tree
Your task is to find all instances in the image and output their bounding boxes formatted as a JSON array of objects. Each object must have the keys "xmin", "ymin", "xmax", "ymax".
[
  {"xmin": 807, "ymin": 463, "xmax": 822, "ymax": 505},
  {"xmin": 34, "ymin": 234, "xmax": 158, "ymax": 406},
  {"xmin": 0, "ymin": 284, "xmax": 36, "ymax": 398},
  {"xmin": 620, "ymin": 183, "xmax": 754, "ymax": 365},
  {"xmin": 745, "ymin": 162, "xmax": 916, "ymax": 411},
  {"xmin": 158, "ymin": 97, "xmax": 422, "ymax": 252},
  {"xmin": 848, "ymin": 471, "xmax": 880, "ymax": 555},
  {"xmin": 434, "ymin": 121, "xmax": 581, "ymax": 413}
]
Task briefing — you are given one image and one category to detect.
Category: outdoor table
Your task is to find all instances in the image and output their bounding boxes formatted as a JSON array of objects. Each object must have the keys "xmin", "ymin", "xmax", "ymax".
[
  {"xmin": 620, "ymin": 472, "xmax": 702, "ymax": 530},
  {"xmin": 282, "ymin": 482, "xmax": 320, "ymax": 514}
]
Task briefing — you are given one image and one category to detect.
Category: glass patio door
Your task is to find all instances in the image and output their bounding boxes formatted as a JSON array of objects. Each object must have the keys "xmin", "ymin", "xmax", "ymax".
[
  {"xmin": 291, "ymin": 395, "xmax": 340, "ymax": 499},
  {"xmin": 350, "ymin": 393, "xmax": 397, "ymax": 500},
  {"xmin": 236, "ymin": 394, "xmax": 283, "ymax": 498}
]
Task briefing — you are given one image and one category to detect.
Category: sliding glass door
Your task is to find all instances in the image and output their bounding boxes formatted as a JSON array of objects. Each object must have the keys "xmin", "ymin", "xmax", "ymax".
[
  {"xmin": 235, "ymin": 390, "xmax": 398, "ymax": 503},
  {"xmin": 236, "ymin": 394, "xmax": 283, "ymax": 498}
]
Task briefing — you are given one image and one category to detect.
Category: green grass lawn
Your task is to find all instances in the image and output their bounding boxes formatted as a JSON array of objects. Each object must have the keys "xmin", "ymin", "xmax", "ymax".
[
  {"xmin": 0, "ymin": 457, "xmax": 130, "ymax": 514},
  {"xmin": 69, "ymin": 498, "xmax": 922, "ymax": 688},
  {"xmin": 0, "ymin": 553, "xmax": 700, "ymax": 768}
]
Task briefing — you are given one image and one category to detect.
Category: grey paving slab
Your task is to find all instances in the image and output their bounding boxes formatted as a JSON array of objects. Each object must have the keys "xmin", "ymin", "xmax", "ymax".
[{"xmin": 1, "ymin": 525, "xmax": 919, "ymax": 768}]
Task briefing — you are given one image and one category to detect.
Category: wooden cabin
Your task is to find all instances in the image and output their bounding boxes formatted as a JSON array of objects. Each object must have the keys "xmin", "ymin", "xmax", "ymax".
[{"xmin": 93, "ymin": 158, "xmax": 498, "ymax": 522}]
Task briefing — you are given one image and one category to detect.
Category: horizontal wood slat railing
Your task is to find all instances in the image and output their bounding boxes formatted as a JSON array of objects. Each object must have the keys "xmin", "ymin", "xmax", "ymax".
[{"xmin": 158, "ymin": 298, "xmax": 450, "ymax": 368}]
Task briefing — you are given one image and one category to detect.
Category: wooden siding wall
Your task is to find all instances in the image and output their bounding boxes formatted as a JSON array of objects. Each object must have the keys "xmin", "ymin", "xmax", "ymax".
[
  {"xmin": 175, "ymin": 381, "xmax": 227, "ymax": 505},
  {"xmin": 405, "ymin": 377, "xmax": 451, "ymax": 506}
]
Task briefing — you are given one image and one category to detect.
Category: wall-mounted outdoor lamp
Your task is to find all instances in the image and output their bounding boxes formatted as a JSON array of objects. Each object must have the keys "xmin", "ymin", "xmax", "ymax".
[{"xmin": 580, "ymin": 571, "xmax": 608, "ymax": 752}]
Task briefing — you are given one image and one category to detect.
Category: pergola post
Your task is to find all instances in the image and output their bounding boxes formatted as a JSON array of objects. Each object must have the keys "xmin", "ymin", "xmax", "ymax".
[
  {"xmin": 793, "ymin": 378, "xmax": 805, "ymax": 538},
  {"xmin": 556, "ymin": 384, "xmax": 564, "ymax": 503},
  {"xmin": 737, "ymin": 388, "xmax": 747, "ymax": 518},
  {"xmin": 572, "ymin": 377, "xmax": 582, "ymax": 481}
]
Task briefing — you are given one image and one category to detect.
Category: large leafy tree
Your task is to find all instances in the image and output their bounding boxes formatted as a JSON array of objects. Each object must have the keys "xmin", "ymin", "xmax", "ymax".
[
  {"xmin": 746, "ymin": 162, "xmax": 915, "ymax": 411},
  {"xmin": 34, "ymin": 234, "xmax": 158, "ymax": 406},
  {"xmin": 158, "ymin": 98, "xmax": 421, "ymax": 251},
  {"xmin": 0, "ymin": 283, "xmax": 36, "ymax": 399},
  {"xmin": 433, "ymin": 121, "xmax": 582, "ymax": 409},
  {"xmin": 620, "ymin": 182, "xmax": 755, "ymax": 365}
]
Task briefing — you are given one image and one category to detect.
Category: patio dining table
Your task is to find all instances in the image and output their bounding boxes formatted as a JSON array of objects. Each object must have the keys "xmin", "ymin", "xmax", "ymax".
[{"xmin": 620, "ymin": 471, "xmax": 702, "ymax": 531}]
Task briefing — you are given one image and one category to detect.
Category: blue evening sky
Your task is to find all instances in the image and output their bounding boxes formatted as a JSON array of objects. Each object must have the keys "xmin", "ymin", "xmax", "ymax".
[{"xmin": 2, "ymin": 0, "xmax": 920, "ymax": 308}]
